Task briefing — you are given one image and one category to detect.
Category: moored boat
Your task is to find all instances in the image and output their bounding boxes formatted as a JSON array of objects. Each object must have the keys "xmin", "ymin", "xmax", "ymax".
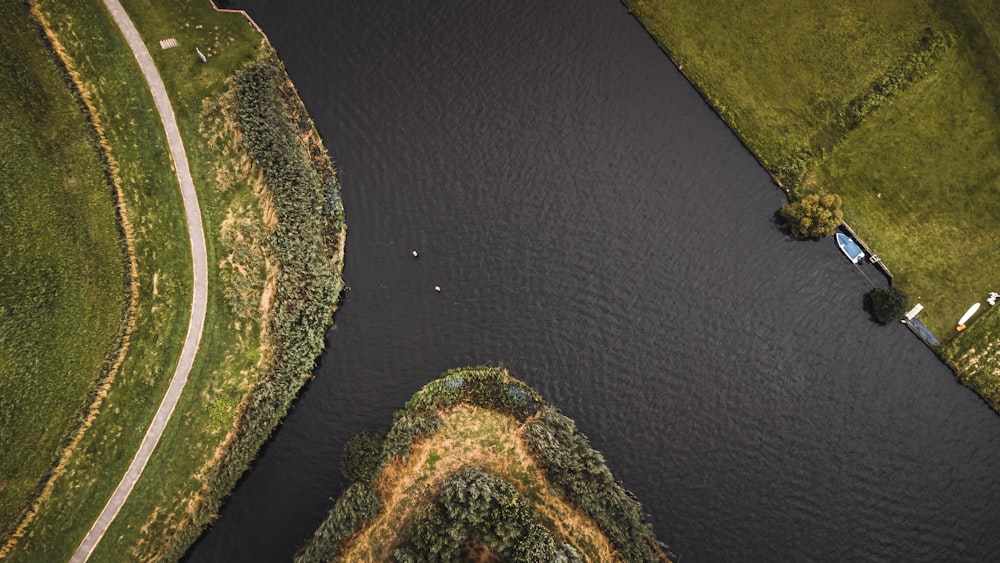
[{"xmin": 835, "ymin": 232, "xmax": 865, "ymax": 264}]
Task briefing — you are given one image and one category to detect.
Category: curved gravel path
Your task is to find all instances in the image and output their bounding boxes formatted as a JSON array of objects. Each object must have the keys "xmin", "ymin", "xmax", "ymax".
[{"xmin": 70, "ymin": 0, "xmax": 208, "ymax": 561}]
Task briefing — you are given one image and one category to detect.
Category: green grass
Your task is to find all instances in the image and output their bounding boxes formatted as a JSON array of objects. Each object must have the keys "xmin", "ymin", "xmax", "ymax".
[
  {"xmin": 625, "ymin": 0, "xmax": 1000, "ymax": 398},
  {"xmin": 91, "ymin": 2, "xmax": 270, "ymax": 560},
  {"xmin": 5, "ymin": 0, "xmax": 267, "ymax": 559},
  {"xmin": 811, "ymin": 36, "xmax": 1000, "ymax": 334},
  {"xmin": 5, "ymin": 0, "xmax": 194, "ymax": 558},
  {"xmin": 0, "ymin": 0, "xmax": 125, "ymax": 535}
]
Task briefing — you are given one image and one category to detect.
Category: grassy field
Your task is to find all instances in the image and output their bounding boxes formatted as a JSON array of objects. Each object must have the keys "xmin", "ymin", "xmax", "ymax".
[
  {"xmin": 0, "ymin": 0, "xmax": 126, "ymax": 537},
  {"xmin": 3, "ymin": 0, "xmax": 194, "ymax": 557},
  {"xmin": 624, "ymin": 0, "xmax": 1000, "ymax": 402},
  {"xmin": 5, "ymin": 0, "xmax": 344, "ymax": 559}
]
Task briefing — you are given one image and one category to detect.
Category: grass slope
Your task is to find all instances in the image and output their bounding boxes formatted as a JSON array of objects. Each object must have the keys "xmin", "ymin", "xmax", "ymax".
[
  {"xmin": 5, "ymin": 0, "xmax": 194, "ymax": 558},
  {"xmin": 298, "ymin": 367, "xmax": 669, "ymax": 563},
  {"xmin": 0, "ymin": 0, "xmax": 125, "ymax": 535},
  {"xmin": 624, "ymin": 0, "xmax": 1000, "ymax": 406}
]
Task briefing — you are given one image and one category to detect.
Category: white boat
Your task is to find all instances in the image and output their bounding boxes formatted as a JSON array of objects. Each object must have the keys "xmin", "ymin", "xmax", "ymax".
[
  {"xmin": 957, "ymin": 302, "xmax": 980, "ymax": 330},
  {"xmin": 835, "ymin": 233, "xmax": 865, "ymax": 264}
]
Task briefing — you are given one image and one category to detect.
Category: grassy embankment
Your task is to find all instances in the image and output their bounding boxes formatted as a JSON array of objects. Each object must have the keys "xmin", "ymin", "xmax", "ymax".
[
  {"xmin": 6, "ymin": 0, "xmax": 344, "ymax": 560},
  {"xmin": 624, "ymin": 0, "xmax": 1000, "ymax": 406},
  {"xmin": 297, "ymin": 367, "xmax": 669, "ymax": 563},
  {"xmin": 0, "ymin": 0, "xmax": 128, "ymax": 540}
]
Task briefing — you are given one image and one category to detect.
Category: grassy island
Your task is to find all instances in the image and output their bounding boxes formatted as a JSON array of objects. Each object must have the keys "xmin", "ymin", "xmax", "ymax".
[
  {"xmin": 624, "ymin": 0, "xmax": 1000, "ymax": 411},
  {"xmin": 3, "ymin": 1, "xmax": 344, "ymax": 560},
  {"xmin": 297, "ymin": 367, "xmax": 670, "ymax": 563}
]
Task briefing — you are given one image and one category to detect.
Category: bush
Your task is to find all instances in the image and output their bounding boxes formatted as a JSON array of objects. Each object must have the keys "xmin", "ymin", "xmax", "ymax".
[
  {"xmin": 294, "ymin": 483, "xmax": 382, "ymax": 562},
  {"xmin": 839, "ymin": 28, "xmax": 952, "ymax": 131},
  {"xmin": 395, "ymin": 468, "xmax": 577, "ymax": 563},
  {"xmin": 868, "ymin": 286, "xmax": 910, "ymax": 324},
  {"xmin": 401, "ymin": 367, "xmax": 542, "ymax": 422},
  {"xmin": 342, "ymin": 430, "xmax": 387, "ymax": 484},
  {"xmin": 779, "ymin": 192, "xmax": 843, "ymax": 239}
]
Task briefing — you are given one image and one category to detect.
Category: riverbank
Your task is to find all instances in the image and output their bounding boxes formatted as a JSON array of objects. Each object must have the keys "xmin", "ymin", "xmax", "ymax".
[
  {"xmin": 297, "ymin": 367, "xmax": 669, "ymax": 562},
  {"xmin": 4, "ymin": 0, "xmax": 344, "ymax": 560},
  {"xmin": 623, "ymin": 0, "xmax": 1000, "ymax": 411}
]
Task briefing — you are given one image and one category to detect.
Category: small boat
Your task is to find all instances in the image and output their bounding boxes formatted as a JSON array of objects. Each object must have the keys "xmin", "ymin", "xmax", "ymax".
[
  {"xmin": 835, "ymin": 233, "xmax": 865, "ymax": 264},
  {"xmin": 956, "ymin": 302, "xmax": 981, "ymax": 331}
]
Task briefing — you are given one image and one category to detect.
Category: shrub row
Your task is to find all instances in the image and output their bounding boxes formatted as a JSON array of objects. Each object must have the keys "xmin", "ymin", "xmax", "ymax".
[
  {"xmin": 774, "ymin": 28, "xmax": 951, "ymax": 190},
  {"xmin": 167, "ymin": 55, "xmax": 345, "ymax": 558},
  {"xmin": 524, "ymin": 405, "xmax": 663, "ymax": 562},
  {"xmin": 401, "ymin": 367, "xmax": 543, "ymax": 421},
  {"xmin": 295, "ymin": 483, "xmax": 382, "ymax": 563},
  {"xmin": 839, "ymin": 28, "xmax": 952, "ymax": 132}
]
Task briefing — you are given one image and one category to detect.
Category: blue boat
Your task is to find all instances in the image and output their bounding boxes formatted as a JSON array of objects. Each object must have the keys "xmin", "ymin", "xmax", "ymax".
[{"xmin": 835, "ymin": 232, "xmax": 865, "ymax": 264}]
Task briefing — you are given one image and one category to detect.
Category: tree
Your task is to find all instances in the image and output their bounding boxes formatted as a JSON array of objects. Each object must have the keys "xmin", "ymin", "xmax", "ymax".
[
  {"xmin": 779, "ymin": 192, "xmax": 843, "ymax": 239},
  {"xmin": 868, "ymin": 286, "xmax": 910, "ymax": 324}
]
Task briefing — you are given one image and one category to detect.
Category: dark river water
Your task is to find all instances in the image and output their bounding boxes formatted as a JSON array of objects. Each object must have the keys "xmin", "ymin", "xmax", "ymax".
[{"xmin": 188, "ymin": 1, "xmax": 1000, "ymax": 561}]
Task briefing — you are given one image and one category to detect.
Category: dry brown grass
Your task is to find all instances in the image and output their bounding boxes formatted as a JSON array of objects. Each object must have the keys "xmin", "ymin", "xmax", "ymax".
[{"xmin": 340, "ymin": 404, "xmax": 621, "ymax": 562}]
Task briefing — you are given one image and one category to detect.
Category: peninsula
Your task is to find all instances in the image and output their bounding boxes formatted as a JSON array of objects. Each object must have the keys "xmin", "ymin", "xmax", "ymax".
[{"xmin": 297, "ymin": 367, "xmax": 670, "ymax": 562}]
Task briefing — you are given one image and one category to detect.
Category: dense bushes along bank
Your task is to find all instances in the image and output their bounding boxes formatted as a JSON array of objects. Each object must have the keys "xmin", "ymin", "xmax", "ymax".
[{"xmin": 162, "ymin": 54, "xmax": 346, "ymax": 558}]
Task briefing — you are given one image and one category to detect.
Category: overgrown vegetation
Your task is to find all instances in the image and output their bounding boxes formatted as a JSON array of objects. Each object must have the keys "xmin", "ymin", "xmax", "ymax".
[
  {"xmin": 524, "ymin": 406, "xmax": 662, "ymax": 561},
  {"xmin": 297, "ymin": 367, "xmax": 668, "ymax": 562},
  {"xmin": 868, "ymin": 286, "xmax": 911, "ymax": 325},
  {"xmin": 342, "ymin": 430, "xmax": 389, "ymax": 484},
  {"xmin": 779, "ymin": 192, "xmax": 844, "ymax": 239},
  {"xmin": 623, "ymin": 0, "xmax": 1000, "ymax": 407},
  {"xmin": 0, "ymin": 0, "xmax": 126, "ymax": 537}
]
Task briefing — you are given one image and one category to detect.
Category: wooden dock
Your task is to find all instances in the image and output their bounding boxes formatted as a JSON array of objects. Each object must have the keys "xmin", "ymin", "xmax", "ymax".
[
  {"xmin": 208, "ymin": 0, "xmax": 268, "ymax": 39},
  {"xmin": 840, "ymin": 221, "xmax": 893, "ymax": 284}
]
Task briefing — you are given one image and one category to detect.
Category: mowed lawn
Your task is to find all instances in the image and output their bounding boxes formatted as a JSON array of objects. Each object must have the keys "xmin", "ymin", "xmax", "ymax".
[
  {"xmin": 625, "ymin": 0, "xmax": 999, "ymax": 340},
  {"xmin": 0, "ymin": 1, "xmax": 125, "ymax": 531}
]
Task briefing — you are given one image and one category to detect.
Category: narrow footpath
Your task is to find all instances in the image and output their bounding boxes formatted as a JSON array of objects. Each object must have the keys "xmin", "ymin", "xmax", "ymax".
[{"xmin": 70, "ymin": 0, "xmax": 208, "ymax": 560}]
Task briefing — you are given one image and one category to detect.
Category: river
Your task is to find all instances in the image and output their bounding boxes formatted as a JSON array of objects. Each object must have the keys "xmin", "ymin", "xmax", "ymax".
[{"xmin": 187, "ymin": 1, "xmax": 1000, "ymax": 560}]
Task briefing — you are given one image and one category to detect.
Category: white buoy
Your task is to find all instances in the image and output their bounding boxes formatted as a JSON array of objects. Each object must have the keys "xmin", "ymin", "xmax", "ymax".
[
  {"xmin": 434, "ymin": 286, "xmax": 441, "ymax": 292},
  {"xmin": 412, "ymin": 250, "xmax": 418, "ymax": 257}
]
